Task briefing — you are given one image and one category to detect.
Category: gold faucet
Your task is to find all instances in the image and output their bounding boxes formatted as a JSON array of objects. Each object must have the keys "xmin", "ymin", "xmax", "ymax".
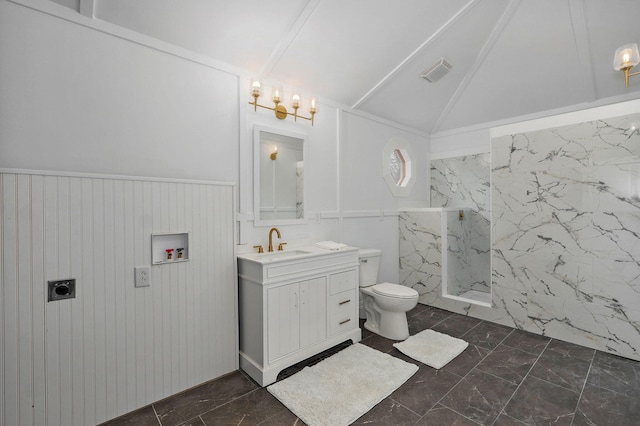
[{"xmin": 268, "ymin": 227, "xmax": 281, "ymax": 252}]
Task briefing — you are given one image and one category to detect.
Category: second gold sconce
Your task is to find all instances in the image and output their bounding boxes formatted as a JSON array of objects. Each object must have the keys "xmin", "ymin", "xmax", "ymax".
[{"xmin": 614, "ymin": 43, "xmax": 640, "ymax": 87}]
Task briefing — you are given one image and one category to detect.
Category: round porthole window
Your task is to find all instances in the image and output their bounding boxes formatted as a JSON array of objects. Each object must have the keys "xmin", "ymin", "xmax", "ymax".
[{"xmin": 383, "ymin": 137, "xmax": 415, "ymax": 196}]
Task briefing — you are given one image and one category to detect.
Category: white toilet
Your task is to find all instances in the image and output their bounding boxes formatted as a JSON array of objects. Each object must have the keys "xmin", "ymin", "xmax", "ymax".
[{"xmin": 359, "ymin": 249, "xmax": 419, "ymax": 340}]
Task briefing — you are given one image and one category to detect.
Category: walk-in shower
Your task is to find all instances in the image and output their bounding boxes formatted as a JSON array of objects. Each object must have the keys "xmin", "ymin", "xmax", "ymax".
[
  {"xmin": 431, "ymin": 153, "xmax": 491, "ymax": 306},
  {"xmin": 441, "ymin": 207, "xmax": 491, "ymax": 306}
]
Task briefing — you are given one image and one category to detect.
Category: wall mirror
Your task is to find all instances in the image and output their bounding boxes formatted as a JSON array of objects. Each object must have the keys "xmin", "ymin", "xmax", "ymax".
[{"xmin": 254, "ymin": 125, "xmax": 307, "ymax": 225}]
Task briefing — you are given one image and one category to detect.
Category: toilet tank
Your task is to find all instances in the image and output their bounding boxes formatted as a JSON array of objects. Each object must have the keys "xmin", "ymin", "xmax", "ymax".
[{"xmin": 358, "ymin": 249, "xmax": 382, "ymax": 287}]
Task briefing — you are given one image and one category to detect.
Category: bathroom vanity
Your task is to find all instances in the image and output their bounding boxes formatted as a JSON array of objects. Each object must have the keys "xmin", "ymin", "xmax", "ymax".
[{"xmin": 237, "ymin": 246, "xmax": 361, "ymax": 386}]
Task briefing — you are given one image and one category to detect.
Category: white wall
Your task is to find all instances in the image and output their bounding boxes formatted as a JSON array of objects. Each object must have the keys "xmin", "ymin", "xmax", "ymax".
[{"xmin": 0, "ymin": 1, "xmax": 238, "ymax": 182}]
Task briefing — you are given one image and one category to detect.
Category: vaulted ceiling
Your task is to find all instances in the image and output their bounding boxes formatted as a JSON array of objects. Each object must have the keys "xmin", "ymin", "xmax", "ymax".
[{"xmin": 82, "ymin": 0, "xmax": 640, "ymax": 133}]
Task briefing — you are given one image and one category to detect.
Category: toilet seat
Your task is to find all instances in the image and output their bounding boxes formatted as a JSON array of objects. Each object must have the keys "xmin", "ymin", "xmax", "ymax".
[{"xmin": 372, "ymin": 282, "xmax": 417, "ymax": 299}]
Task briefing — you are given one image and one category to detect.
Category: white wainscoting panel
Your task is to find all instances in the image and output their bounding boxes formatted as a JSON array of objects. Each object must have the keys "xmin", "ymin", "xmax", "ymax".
[{"xmin": 1, "ymin": 171, "xmax": 237, "ymax": 425}]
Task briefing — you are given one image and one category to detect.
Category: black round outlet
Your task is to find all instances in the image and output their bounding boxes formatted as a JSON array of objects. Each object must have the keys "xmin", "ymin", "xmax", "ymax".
[{"xmin": 55, "ymin": 285, "xmax": 69, "ymax": 295}]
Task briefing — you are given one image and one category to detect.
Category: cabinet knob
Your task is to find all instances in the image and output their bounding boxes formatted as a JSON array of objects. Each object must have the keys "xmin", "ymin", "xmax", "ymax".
[
  {"xmin": 339, "ymin": 318, "xmax": 351, "ymax": 325},
  {"xmin": 339, "ymin": 299, "xmax": 351, "ymax": 305}
]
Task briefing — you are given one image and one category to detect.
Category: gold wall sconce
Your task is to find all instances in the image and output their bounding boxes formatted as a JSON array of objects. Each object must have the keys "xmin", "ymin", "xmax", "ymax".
[
  {"xmin": 250, "ymin": 80, "xmax": 317, "ymax": 125},
  {"xmin": 270, "ymin": 146, "xmax": 278, "ymax": 160},
  {"xmin": 613, "ymin": 43, "xmax": 640, "ymax": 87}
]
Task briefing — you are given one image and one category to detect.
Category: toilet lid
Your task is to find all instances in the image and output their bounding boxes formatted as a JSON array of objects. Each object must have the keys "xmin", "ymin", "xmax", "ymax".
[{"xmin": 372, "ymin": 282, "xmax": 418, "ymax": 299}]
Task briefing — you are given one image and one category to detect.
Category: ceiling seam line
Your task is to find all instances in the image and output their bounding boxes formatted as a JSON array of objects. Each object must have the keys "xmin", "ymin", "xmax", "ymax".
[
  {"xmin": 432, "ymin": 0, "xmax": 523, "ymax": 133},
  {"xmin": 351, "ymin": 0, "xmax": 481, "ymax": 110},
  {"xmin": 568, "ymin": 0, "xmax": 596, "ymax": 102},
  {"xmin": 259, "ymin": 0, "xmax": 321, "ymax": 79}
]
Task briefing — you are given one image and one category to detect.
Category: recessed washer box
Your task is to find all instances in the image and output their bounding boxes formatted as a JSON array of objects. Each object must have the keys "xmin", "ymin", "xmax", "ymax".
[{"xmin": 152, "ymin": 232, "xmax": 189, "ymax": 264}]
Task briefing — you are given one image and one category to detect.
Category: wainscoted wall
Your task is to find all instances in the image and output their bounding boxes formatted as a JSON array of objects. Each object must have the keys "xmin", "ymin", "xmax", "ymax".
[
  {"xmin": 1, "ymin": 171, "xmax": 237, "ymax": 425},
  {"xmin": 401, "ymin": 112, "xmax": 640, "ymax": 362}
]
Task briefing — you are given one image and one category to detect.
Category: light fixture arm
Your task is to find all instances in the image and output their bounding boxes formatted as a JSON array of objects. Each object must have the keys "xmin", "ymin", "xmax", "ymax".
[
  {"xmin": 249, "ymin": 89, "xmax": 316, "ymax": 125},
  {"xmin": 622, "ymin": 67, "xmax": 640, "ymax": 87}
]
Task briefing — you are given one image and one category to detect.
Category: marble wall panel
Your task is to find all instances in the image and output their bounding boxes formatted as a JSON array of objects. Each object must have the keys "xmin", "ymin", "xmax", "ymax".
[
  {"xmin": 492, "ymin": 247, "xmax": 593, "ymax": 301},
  {"xmin": 399, "ymin": 210, "xmax": 442, "ymax": 299},
  {"xmin": 491, "ymin": 112, "xmax": 640, "ymax": 361},
  {"xmin": 431, "ymin": 153, "xmax": 490, "ymax": 212},
  {"xmin": 445, "ymin": 209, "xmax": 491, "ymax": 295},
  {"xmin": 492, "ymin": 168, "xmax": 595, "ymax": 213},
  {"xmin": 590, "ymin": 163, "xmax": 640, "ymax": 212},
  {"xmin": 592, "ymin": 258, "xmax": 640, "ymax": 312},
  {"xmin": 431, "ymin": 154, "xmax": 491, "ymax": 298},
  {"xmin": 445, "ymin": 211, "xmax": 472, "ymax": 293},
  {"xmin": 592, "ymin": 114, "xmax": 640, "ymax": 165},
  {"xmin": 491, "ymin": 122, "xmax": 594, "ymax": 175}
]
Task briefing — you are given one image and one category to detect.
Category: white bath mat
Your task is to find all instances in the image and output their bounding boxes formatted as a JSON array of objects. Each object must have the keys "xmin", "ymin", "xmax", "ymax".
[
  {"xmin": 267, "ymin": 343, "xmax": 418, "ymax": 426},
  {"xmin": 393, "ymin": 329, "xmax": 468, "ymax": 369}
]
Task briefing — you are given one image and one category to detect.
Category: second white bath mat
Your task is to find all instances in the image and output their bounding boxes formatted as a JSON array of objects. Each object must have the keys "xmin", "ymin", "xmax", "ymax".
[{"xmin": 393, "ymin": 329, "xmax": 468, "ymax": 369}]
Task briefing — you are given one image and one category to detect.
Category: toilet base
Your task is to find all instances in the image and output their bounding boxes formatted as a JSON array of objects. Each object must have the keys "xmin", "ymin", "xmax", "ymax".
[{"xmin": 364, "ymin": 310, "xmax": 410, "ymax": 341}]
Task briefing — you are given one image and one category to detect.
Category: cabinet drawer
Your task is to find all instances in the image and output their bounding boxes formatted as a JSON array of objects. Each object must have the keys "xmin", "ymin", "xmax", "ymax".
[
  {"xmin": 329, "ymin": 270, "xmax": 357, "ymax": 295},
  {"xmin": 329, "ymin": 289, "xmax": 357, "ymax": 336}
]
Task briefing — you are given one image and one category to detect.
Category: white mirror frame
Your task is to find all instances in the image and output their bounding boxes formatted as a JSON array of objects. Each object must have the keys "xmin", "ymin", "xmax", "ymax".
[
  {"xmin": 383, "ymin": 137, "xmax": 416, "ymax": 197},
  {"xmin": 253, "ymin": 125, "xmax": 308, "ymax": 226}
]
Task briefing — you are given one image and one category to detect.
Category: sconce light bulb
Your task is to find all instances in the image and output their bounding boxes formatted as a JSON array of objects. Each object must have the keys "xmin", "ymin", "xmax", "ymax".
[
  {"xmin": 251, "ymin": 80, "xmax": 261, "ymax": 96},
  {"xmin": 292, "ymin": 93, "xmax": 301, "ymax": 108},
  {"xmin": 272, "ymin": 86, "xmax": 283, "ymax": 104}
]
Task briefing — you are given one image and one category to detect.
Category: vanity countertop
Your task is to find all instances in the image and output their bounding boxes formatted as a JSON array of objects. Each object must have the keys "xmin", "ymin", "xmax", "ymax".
[{"xmin": 237, "ymin": 245, "xmax": 358, "ymax": 265}]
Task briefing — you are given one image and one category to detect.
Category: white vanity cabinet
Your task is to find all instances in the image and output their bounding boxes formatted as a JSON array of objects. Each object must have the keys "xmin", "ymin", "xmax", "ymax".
[{"xmin": 237, "ymin": 247, "xmax": 361, "ymax": 386}]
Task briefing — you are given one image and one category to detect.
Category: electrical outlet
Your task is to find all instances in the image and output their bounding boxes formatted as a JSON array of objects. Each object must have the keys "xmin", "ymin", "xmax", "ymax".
[
  {"xmin": 135, "ymin": 266, "xmax": 151, "ymax": 288},
  {"xmin": 48, "ymin": 279, "xmax": 76, "ymax": 302}
]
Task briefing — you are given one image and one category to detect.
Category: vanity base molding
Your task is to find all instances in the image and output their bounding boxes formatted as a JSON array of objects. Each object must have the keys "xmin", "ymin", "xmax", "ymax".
[{"xmin": 239, "ymin": 330, "xmax": 360, "ymax": 387}]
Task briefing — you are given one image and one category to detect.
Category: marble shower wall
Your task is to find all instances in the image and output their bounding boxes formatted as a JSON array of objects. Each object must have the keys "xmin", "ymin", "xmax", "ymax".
[
  {"xmin": 446, "ymin": 209, "xmax": 491, "ymax": 296},
  {"xmin": 491, "ymin": 113, "xmax": 640, "ymax": 361},
  {"xmin": 399, "ymin": 210, "xmax": 442, "ymax": 299},
  {"xmin": 431, "ymin": 153, "xmax": 490, "ymax": 213},
  {"xmin": 430, "ymin": 154, "xmax": 491, "ymax": 296}
]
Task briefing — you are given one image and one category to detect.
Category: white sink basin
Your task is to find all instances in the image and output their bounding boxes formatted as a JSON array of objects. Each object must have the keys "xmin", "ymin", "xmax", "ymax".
[
  {"xmin": 258, "ymin": 250, "xmax": 312, "ymax": 260},
  {"xmin": 238, "ymin": 245, "xmax": 357, "ymax": 264}
]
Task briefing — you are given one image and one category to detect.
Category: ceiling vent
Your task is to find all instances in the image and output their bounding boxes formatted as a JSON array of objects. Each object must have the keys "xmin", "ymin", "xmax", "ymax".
[{"xmin": 420, "ymin": 58, "xmax": 453, "ymax": 83}]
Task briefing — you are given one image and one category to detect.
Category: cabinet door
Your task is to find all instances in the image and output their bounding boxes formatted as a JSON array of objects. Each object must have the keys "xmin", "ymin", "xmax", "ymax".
[
  {"xmin": 267, "ymin": 284, "xmax": 300, "ymax": 363},
  {"xmin": 299, "ymin": 277, "xmax": 327, "ymax": 348}
]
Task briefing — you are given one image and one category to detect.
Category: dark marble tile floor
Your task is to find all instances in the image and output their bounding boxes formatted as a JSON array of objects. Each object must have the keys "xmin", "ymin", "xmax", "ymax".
[{"xmin": 101, "ymin": 304, "xmax": 640, "ymax": 425}]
